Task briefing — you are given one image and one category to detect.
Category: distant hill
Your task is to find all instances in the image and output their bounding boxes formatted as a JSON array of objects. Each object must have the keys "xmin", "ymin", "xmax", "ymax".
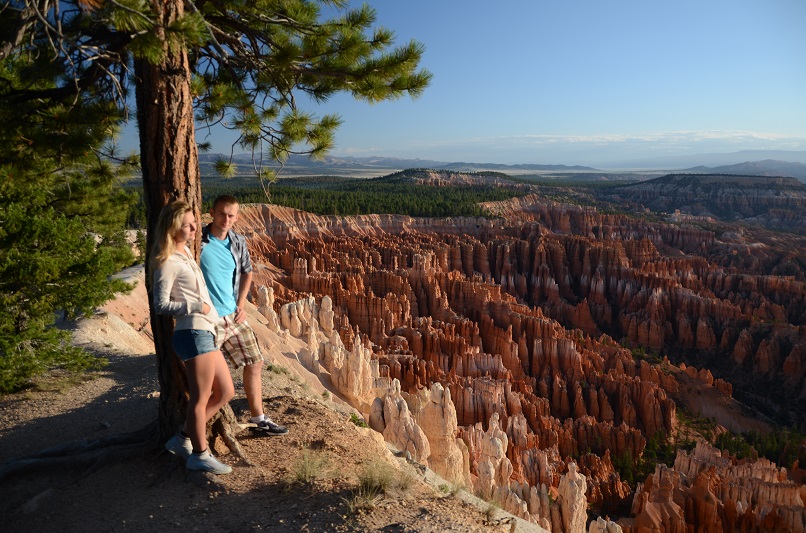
[
  {"xmin": 376, "ymin": 168, "xmax": 525, "ymax": 188},
  {"xmin": 198, "ymin": 153, "xmax": 440, "ymax": 177},
  {"xmin": 197, "ymin": 153, "xmax": 597, "ymax": 177},
  {"xmin": 685, "ymin": 159, "xmax": 806, "ymax": 182},
  {"xmin": 197, "ymin": 151, "xmax": 806, "ymax": 183},
  {"xmin": 606, "ymin": 173, "xmax": 806, "ymax": 228},
  {"xmin": 601, "ymin": 150, "xmax": 806, "ymax": 170},
  {"xmin": 435, "ymin": 162, "xmax": 597, "ymax": 172}
]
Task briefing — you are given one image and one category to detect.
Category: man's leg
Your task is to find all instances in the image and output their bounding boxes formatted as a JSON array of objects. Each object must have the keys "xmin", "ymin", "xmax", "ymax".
[
  {"xmin": 222, "ymin": 319, "xmax": 288, "ymax": 435},
  {"xmin": 242, "ymin": 359, "xmax": 264, "ymax": 418},
  {"xmin": 242, "ymin": 358, "xmax": 287, "ymax": 435}
]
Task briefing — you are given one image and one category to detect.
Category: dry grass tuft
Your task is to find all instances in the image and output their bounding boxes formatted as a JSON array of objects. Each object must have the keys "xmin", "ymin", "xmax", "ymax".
[
  {"xmin": 266, "ymin": 363, "xmax": 289, "ymax": 375},
  {"xmin": 287, "ymin": 448, "xmax": 330, "ymax": 486},
  {"xmin": 344, "ymin": 458, "xmax": 417, "ymax": 516},
  {"xmin": 344, "ymin": 485, "xmax": 384, "ymax": 514},
  {"xmin": 30, "ymin": 371, "xmax": 97, "ymax": 394},
  {"xmin": 358, "ymin": 458, "xmax": 396, "ymax": 494},
  {"xmin": 483, "ymin": 496, "xmax": 504, "ymax": 522},
  {"xmin": 438, "ymin": 482, "xmax": 465, "ymax": 497}
]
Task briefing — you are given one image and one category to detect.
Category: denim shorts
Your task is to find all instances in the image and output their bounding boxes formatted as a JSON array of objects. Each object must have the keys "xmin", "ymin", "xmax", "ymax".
[{"xmin": 172, "ymin": 329, "xmax": 217, "ymax": 361}]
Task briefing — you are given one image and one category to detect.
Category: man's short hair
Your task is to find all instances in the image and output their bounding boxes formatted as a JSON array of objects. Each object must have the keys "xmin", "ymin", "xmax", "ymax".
[{"xmin": 212, "ymin": 194, "xmax": 239, "ymax": 211}]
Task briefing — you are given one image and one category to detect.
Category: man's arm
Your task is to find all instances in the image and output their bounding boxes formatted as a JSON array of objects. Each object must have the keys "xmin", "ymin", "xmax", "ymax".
[{"xmin": 234, "ymin": 270, "xmax": 252, "ymax": 323}]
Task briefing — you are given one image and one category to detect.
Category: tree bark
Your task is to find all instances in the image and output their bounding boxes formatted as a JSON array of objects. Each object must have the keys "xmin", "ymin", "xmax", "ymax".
[
  {"xmin": 134, "ymin": 1, "xmax": 248, "ymax": 460},
  {"xmin": 134, "ymin": 0, "xmax": 201, "ymax": 440}
]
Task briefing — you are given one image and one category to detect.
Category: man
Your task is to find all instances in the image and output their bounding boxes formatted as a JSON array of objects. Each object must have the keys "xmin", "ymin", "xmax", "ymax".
[{"xmin": 200, "ymin": 195, "xmax": 287, "ymax": 435}]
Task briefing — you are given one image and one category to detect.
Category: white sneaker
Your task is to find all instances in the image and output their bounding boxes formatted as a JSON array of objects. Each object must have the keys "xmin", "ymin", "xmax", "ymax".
[
  {"xmin": 165, "ymin": 433, "xmax": 193, "ymax": 460},
  {"xmin": 186, "ymin": 450, "xmax": 232, "ymax": 475}
]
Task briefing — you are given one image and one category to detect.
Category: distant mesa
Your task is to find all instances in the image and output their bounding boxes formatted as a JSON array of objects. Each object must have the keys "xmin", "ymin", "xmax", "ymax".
[
  {"xmin": 684, "ymin": 159, "xmax": 806, "ymax": 182},
  {"xmin": 377, "ymin": 168, "xmax": 524, "ymax": 187},
  {"xmin": 607, "ymin": 173, "xmax": 806, "ymax": 227}
]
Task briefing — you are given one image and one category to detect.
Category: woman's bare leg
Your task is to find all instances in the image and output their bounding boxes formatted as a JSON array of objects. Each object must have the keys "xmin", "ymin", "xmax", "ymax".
[
  {"xmin": 184, "ymin": 350, "xmax": 234, "ymax": 452},
  {"xmin": 205, "ymin": 350, "xmax": 235, "ymax": 420}
]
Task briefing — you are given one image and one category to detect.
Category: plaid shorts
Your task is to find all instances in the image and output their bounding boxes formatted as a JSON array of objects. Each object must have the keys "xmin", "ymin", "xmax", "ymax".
[{"xmin": 216, "ymin": 313, "xmax": 264, "ymax": 368}]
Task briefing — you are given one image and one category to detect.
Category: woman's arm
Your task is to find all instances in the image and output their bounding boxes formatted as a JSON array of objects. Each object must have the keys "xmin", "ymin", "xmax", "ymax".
[{"xmin": 152, "ymin": 261, "xmax": 204, "ymax": 316}]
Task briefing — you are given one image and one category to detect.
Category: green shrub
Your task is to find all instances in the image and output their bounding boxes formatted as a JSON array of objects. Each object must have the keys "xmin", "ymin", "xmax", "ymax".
[{"xmin": 349, "ymin": 413, "xmax": 368, "ymax": 428}]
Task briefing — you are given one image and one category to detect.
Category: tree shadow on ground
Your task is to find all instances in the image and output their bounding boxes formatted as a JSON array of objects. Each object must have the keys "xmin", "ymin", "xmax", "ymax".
[
  {"xmin": 0, "ymin": 450, "xmax": 359, "ymax": 533},
  {"xmin": 0, "ymin": 349, "xmax": 159, "ymax": 464}
]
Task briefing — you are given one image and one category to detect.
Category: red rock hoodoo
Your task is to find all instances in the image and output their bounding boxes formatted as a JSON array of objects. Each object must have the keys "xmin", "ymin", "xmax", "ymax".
[{"xmin": 237, "ymin": 198, "xmax": 806, "ymax": 530}]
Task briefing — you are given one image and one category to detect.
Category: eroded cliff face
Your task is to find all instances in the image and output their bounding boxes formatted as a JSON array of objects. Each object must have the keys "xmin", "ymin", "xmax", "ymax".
[
  {"xmin": 237, "ymin": 200, "xmax": 805, "ymax": 531},
  {"xmin": 608, "ymin": 174, "xmax": 806, "ymax": 228}
]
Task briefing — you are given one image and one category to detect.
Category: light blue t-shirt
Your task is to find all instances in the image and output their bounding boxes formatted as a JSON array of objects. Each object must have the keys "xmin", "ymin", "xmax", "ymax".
[{"xmin": 200, "ymin": 235, "xmax": 237, "ymax": 316}]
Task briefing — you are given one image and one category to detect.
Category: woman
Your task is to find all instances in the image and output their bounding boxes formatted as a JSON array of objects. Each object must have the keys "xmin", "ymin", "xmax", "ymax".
[{"xmin": 151, "ymin": 200, "xmax": 235, "ymax": 475}]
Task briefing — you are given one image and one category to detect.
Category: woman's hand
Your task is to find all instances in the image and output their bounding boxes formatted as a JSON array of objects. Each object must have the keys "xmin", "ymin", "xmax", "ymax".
[{"xmin": 202, "ymin": 302, "xmax": 211, "ymax": 314}]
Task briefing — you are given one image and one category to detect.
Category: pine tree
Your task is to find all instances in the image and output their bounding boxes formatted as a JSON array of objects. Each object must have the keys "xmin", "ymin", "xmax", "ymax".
[
  {"xmin": 0, "ymin": 51, "xmax": 136, "ymax": 392},
  {"xmin": 1, "ymin": 1, "xmax": 430, "ymax": 449}
]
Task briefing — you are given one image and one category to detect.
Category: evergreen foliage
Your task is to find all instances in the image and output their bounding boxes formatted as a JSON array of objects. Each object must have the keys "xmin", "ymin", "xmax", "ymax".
[
  {"xmin": 611, "ymin": 430, "xmax": 693, "ymax": 487},
  {"xmin": 266, "ymin": 183, "xmax": 505, "ymax": 217},
  {"xmin": 0, "ymin": 51, "xmax": 136, "ymax": 392},
  {"xmin": 193, "ymin": 1, "xmax": 431, "ymax": 154},
  {"xmin": 197, "ymin": 178, "xmax": 524, "ymax": 217},
  {"xmin": 124, "ymin": 174, "xmax": 527, "ymax": 222},
  {"xmin": 714, "ymin": 428, "xmax": 806, "ymax": 469},
  {"xmin": 2, "ymin": 1, "xmax": 431, "ymax": 172}
]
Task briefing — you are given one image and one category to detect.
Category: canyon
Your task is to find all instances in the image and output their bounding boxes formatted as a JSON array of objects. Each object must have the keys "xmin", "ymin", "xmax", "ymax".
[{"xmin": 225, "ymin": 185, "xmax": 805, "ymax": 531}]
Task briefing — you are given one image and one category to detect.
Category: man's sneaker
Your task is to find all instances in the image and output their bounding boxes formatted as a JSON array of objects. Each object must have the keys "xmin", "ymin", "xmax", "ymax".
[
  {"xmin": 186, "ymin": 449, "xmax": 232, "ymax": 475},
  {"xmin": 165, "ymin": 433, "xmax": 192, "ymax": 460},
  {"xmin": 249, "ymin": 418, "xmax": 288, "ymax": 436}
]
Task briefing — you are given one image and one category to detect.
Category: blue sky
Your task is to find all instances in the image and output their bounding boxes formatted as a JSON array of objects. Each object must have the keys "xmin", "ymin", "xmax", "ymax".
[{"xmin": 126, "ymin": 0, "xmax": 806, "ymax": 167}]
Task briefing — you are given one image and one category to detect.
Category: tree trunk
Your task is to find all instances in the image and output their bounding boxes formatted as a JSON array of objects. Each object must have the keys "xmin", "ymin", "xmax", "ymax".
[
  {"xmin": 134, "ymin": 1, "xmax": 248, "ymax": 461},
  {"xmin": 134, "ymin": 0, "xmax": 202, "ymax": 441}
]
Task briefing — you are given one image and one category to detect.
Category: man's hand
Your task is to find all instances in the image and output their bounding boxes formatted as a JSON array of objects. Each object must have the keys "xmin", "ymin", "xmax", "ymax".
[{"xmin": 235, "ymin": 271, "xmax": 253, "ymax": 325}]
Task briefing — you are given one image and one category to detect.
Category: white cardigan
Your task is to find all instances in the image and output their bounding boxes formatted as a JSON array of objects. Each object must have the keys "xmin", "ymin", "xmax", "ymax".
[{"xmin": 152, "ymin": 246, "xmax": 220, "ymax": 333}]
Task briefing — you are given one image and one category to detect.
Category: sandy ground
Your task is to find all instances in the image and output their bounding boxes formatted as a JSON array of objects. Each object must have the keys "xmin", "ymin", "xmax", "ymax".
[{"xmin": 0, "ymin": 266, "xmax": 527, "ymax": 533}]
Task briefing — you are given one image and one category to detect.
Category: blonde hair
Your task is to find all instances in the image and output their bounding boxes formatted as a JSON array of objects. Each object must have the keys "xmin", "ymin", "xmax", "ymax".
[{"xmin": 151, "ymin": 200, "xmax": 193, "ymax": 267}]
